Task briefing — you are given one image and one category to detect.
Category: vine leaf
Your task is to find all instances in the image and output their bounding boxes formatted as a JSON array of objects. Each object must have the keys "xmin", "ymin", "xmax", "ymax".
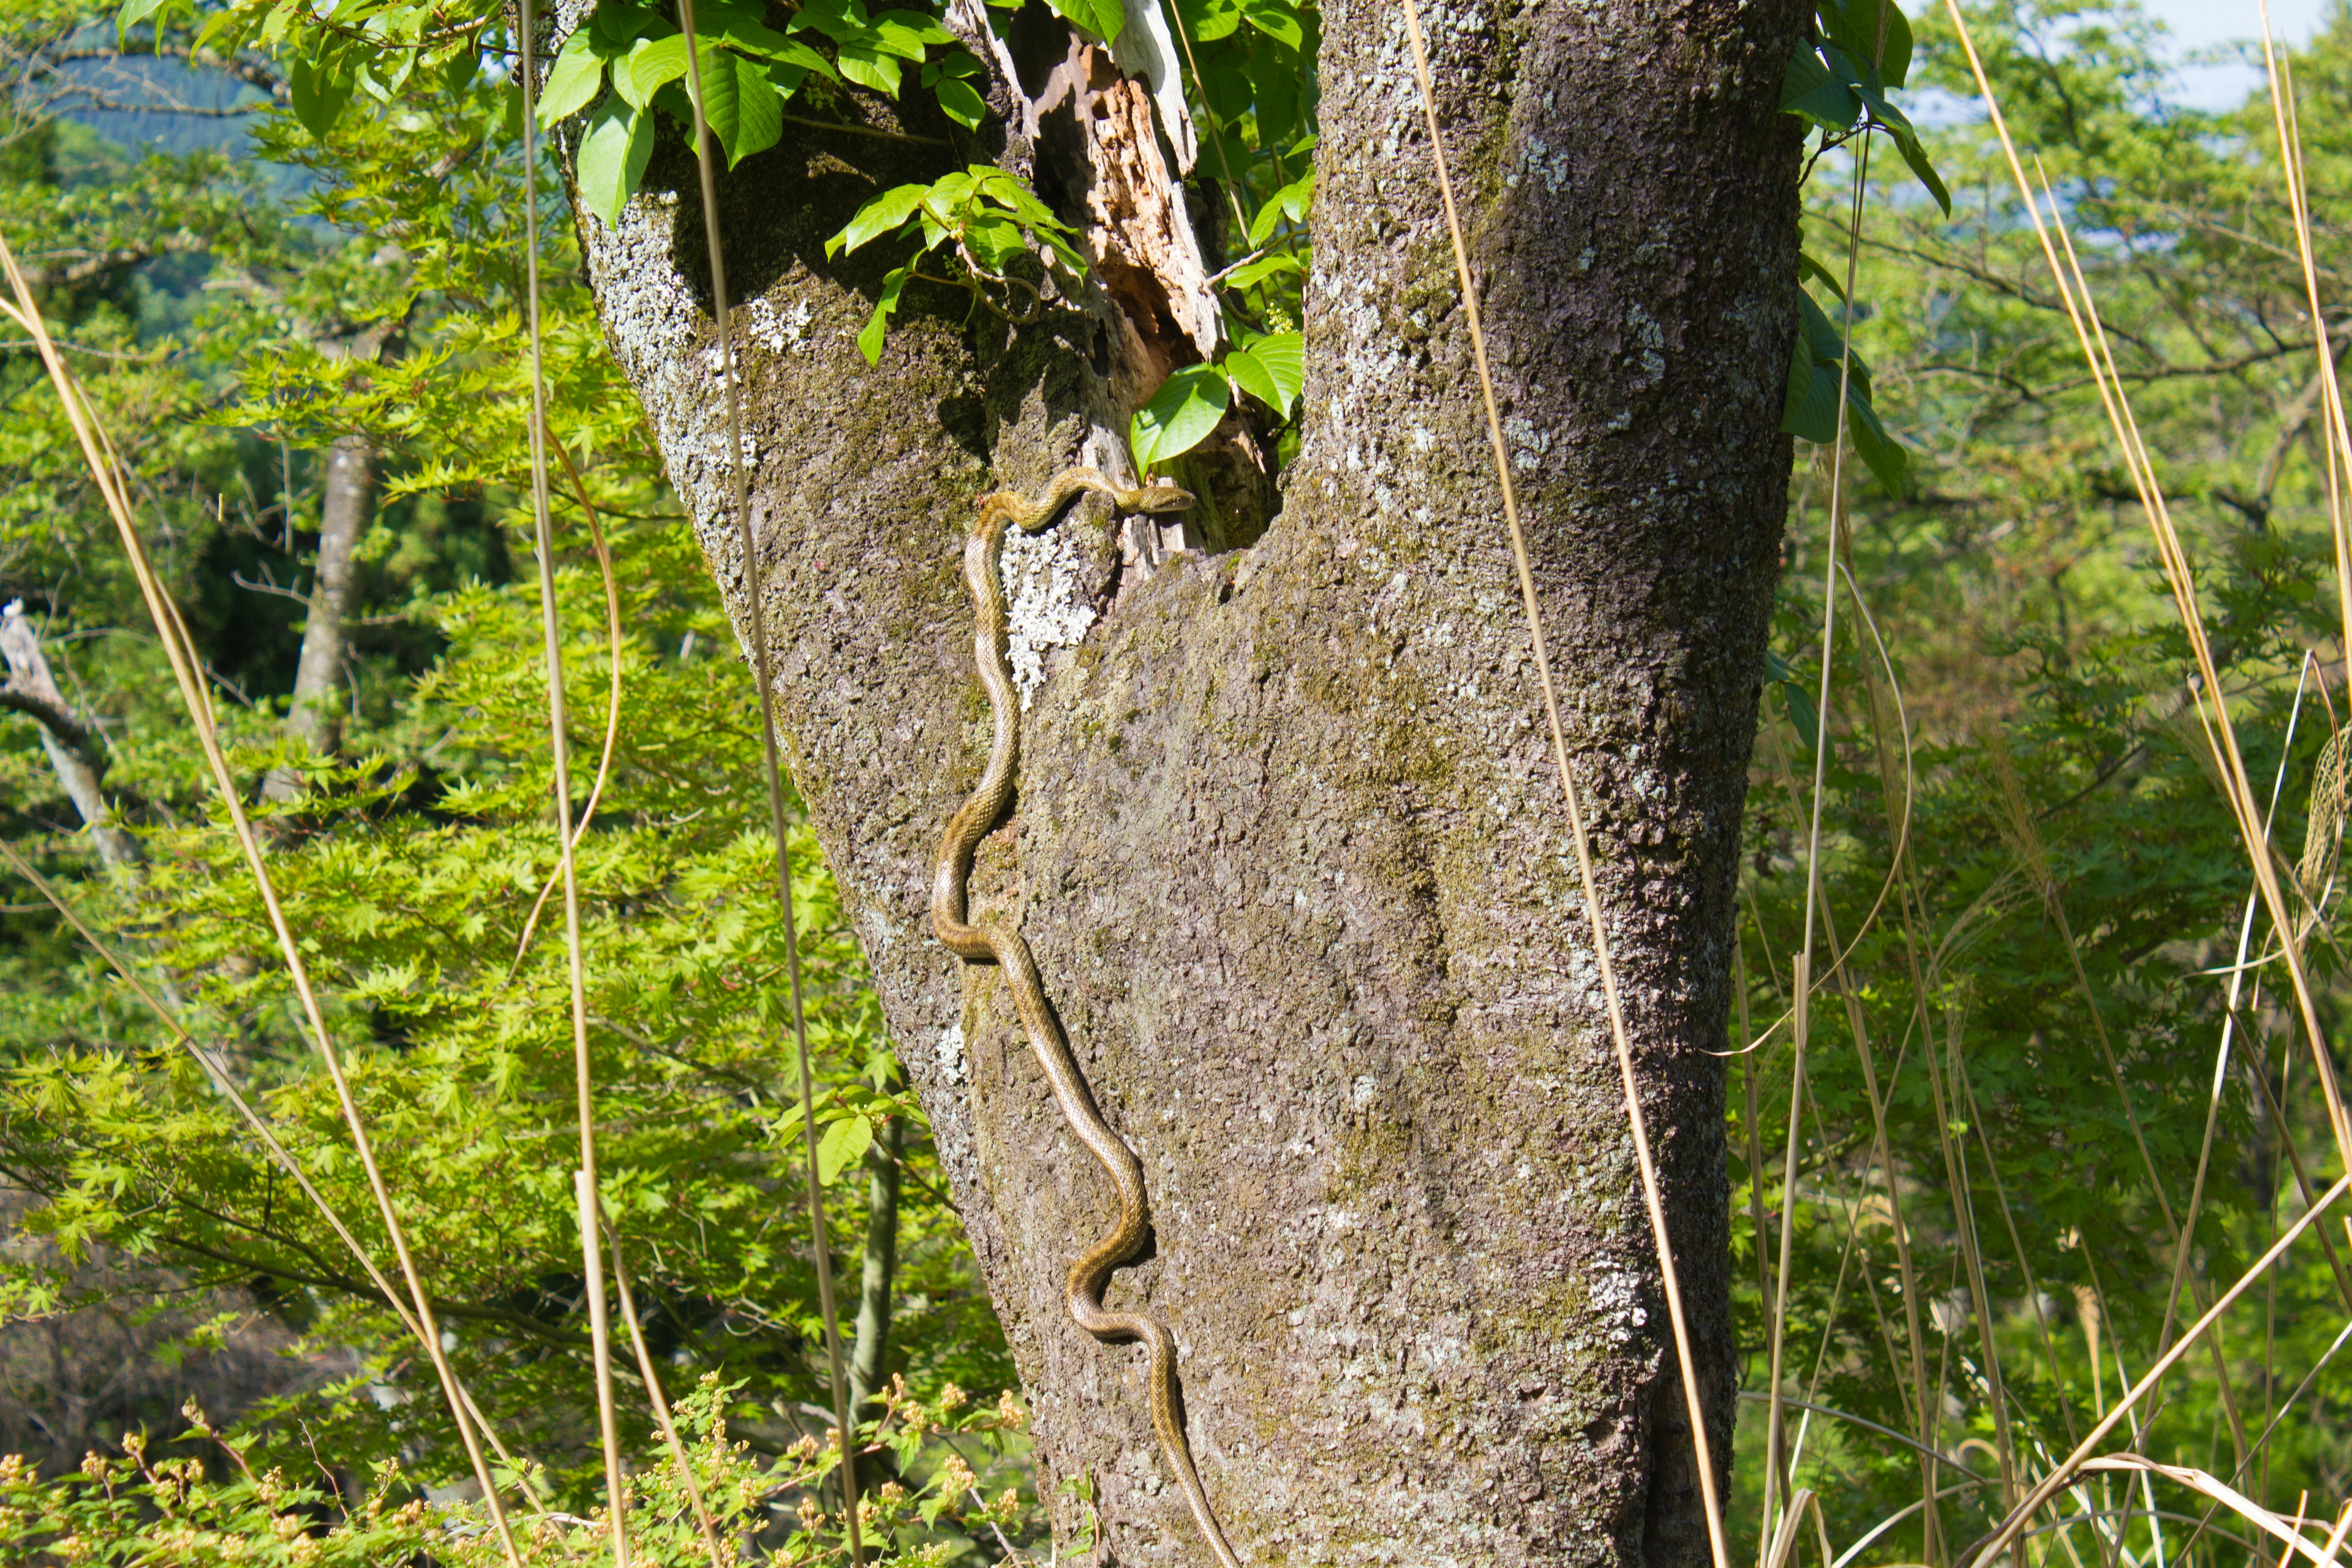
[
  {"xmin": 1131, "ymin": 365, "xmax": 1230, "ymax": 468},
  {"xmin": 289, "ymin": 55, "xmax": 352, "ymax": 139},
  {"xmin": 1225, "ymin": 331, "xmax": 1303, "ymax": 417},
  {"xmin": 857, "ymin": 266, "xmax": 911, "ymax": 365},
  {"xmin": 537, "ymin": 31, "xmax": 606, "ymax": 127},
  {"xmin": 1042, "ymin": 0, "xmax": 1128, "ymax": 45},
  {"xmin": 577, "ymin": 94, "xmax": 655, "ymax": 224},
  {"xmin": 1782, "ymin": 290, "xmax": 1905, "ymax": 492}
]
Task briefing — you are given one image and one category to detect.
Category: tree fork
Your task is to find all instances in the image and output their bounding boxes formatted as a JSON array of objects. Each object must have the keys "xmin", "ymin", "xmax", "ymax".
[{"xmin": 562, "ymin": 0, "xmax": 1804, "ymax": 1558}]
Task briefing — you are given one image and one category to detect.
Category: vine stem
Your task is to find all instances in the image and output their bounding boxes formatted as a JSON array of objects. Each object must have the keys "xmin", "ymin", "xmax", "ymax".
[
  {"xmin": 668, "ymin": 7, "xmax": 865, "ymax": 1561},
  {"xmin": 516, "ymin": 4, "xmax": 629, "ymax": 1558}
]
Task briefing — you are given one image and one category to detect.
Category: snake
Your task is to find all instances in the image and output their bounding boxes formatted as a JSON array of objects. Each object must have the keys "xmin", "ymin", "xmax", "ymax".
[{"xmin": 930, "ymin": 466, "xmax": 1245, "ymax": 1568}]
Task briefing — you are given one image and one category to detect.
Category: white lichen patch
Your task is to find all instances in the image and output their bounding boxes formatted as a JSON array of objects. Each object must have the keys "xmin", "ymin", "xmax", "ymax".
[
  {"xmin": 581, "ymin": 187, "xmax": 739, "ymax": 533},
  {"xmin": 1587, "ymin": 1257, "xmax": 1649, "ymax": 1344},
  {"xmin": 742, "ymin": 295, "xmax": 814, "ymax": 355},
  {"xmin": 1001, "ymin": 521, "xmax": 1101, "ymax": 708},
  {"xmin": 936, "ymin": 1020, "xmax": 966, "ymax": 1086}
]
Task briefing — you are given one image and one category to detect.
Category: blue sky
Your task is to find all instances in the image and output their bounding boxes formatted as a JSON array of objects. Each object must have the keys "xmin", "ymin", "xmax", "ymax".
[{"xmin": 2143, "ymin": 0, "xmax": 2337, "ymax": 105}]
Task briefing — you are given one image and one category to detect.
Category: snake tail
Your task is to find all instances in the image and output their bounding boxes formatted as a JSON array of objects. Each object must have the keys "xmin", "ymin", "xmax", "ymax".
[{"xmin": 930, "ymin": 470, "xmax": 1242, "ymax": 1568}]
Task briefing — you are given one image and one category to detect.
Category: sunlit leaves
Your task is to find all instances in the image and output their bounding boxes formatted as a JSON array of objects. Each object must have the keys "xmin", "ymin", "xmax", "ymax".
[
  {"xmin": 1042, "ymin": 0, "xmax": 1126, "ymax": 45},
  {"xmin": 829, "ymin": 166, "xmax": 1085, "ymax": 364},
  {"xmin": 537, "ymin": 29, "xmax": 607, "ymax": 126},
  {"xmin": 1129, "ymin": 364, "xmax": 1229, "ymax": 469},
  {"xmin": 288, "ymin": 53, "xmax": 352, "ymax": 138},
  {"xmin": 1223, "ymin": 330, "xmax": 1301, "ymax": 417},
  {"xmin": 576, "ymin": 94, "xmax": 654, "ymax": 224}
]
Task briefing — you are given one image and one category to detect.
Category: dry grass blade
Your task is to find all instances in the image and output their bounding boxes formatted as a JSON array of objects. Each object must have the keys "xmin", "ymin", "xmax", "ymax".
[
  {"xmin": 0, "ymin": 235, "xmax": 526, "ymax": 1566},
  {"xmin": 600, "ymin": 1202, "xmax": 729, "ymax": 1568},
  {"xmin": 508, "ymin": 428, "xmax": 630, "ymax": 978},
  {"xmin": 1964, "ymin": 1174, "xmax": 2351, "ymax": 1566},
  {"xmin": 1939, "ymin": 0, "xmax": 2352, "ymax": 1183},
  {"xmin": 2076, "ymin": 1457, "xmax": 2345, "ymax": 1568},
  {"xmin": 1394, "ymin": 3, "xmax": 1728, "ymax": 1563},
  {"xmin": 670, "ymin": 0, "xmax": 864, "ymax": 1557},
  {"xmin": 516, "ymin": 6, "xmax": 629, "ymax": 1558}
]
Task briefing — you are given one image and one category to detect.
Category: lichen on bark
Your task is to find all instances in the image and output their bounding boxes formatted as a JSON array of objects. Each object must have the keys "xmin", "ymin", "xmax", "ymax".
[{"xmin": 561, "ymin": 0, "xmax": 1806, "ymax": 1559}]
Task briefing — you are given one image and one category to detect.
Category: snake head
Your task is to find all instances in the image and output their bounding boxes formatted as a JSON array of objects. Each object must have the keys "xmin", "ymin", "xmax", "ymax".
[{"xmin": 1128, "ymin": 479, "xmax": 1196, "ymax": 514}]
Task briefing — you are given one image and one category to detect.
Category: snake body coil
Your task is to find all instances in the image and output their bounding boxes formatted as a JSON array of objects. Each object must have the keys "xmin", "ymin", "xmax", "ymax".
[{"xmin": 930, "ymin": 467, "xmax": 1242, "ymax": 1568}]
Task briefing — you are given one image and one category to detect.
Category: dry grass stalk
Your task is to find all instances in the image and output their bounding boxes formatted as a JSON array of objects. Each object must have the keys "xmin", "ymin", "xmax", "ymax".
[
  {"xmin": 670, "ymin": 0, "xmax": 867, "ymax": 1555},
  {"xmin": 1395, "ymin": 1, "xmax": 1729, "ymax": 1561},
  {"xmin": 1941, "ymin": 0, "xmax": 2352, "ymax": 1194},
  {"xmin": 0, "ymin": 233, "xmax": 527, "ymax": 1565},
  {"xmin": 507, "ymin": 428, "xmax": 630, "ymax": 977},
  {"xmin": 515, "ymin": 4, "xmax": 630, "ymax": 1556}
]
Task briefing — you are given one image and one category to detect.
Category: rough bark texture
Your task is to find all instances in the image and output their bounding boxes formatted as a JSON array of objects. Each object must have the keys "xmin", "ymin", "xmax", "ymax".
[
  {"xmin": 565, "ymin": 0, "xmax": 1802, "ymax": 1560},
  {"xmin": 266, "ymin": 431, "xmax": 372, "ymax": 797},
  {"xmin": 1, "ymin": 600, "xmax": 140, "ymax": 870}
]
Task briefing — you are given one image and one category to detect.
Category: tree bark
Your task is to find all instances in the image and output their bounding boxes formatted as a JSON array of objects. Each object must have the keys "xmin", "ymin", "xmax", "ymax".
[
  {"xmin": 1, "ymin": 599, "xmax": 141, "ymax": 871},
  {"xmin": 850, "ymin": 1093, "xmax": 906, "ymax": 1413},
  {"xmin": 564, "ymin": 0, "xmax": 1801, "ymax": 1559},
  {"xmin": 263, "ymin": 431, "xmax": 373, "ymax": 801}
]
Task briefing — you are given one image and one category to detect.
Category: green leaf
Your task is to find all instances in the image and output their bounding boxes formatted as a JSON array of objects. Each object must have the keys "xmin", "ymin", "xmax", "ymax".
[
  {"xmin": 1044, "ymin": 0, "xmax": 1128, "ymax": 43},
  {"xmin": 816, "ymin": 1114, "xmax": 875, "ymax": 1185},
  {"xmin": 1845, "ymin": 389, "xmax": 1907, "ymax": 492},
  {"xmin": 1245, "ymin": 330, "xmax": 1303, "ymax": 414},
  {"xmin": 116, "ymin": 0, "xmax": 167, "ymax": 28},
  {"xmin": 872, "ymin": 9, "xmax": 957, "ymax": 53},
  {"xmin": 1885, "ymin": 121, "xmax": 1952, "ymax": 216},
  {"xmin": 1175, "ymin": 0, "xmax": 1241, "ymax": 40},
  {"xmin": 1246, "ymin": 172, "xmax": 1312, "ymax": 247},
  {"xmin": 537, "ymin": 30, "xmax": 607, "ymax": 127},
  {"xmin": 1798, "ymin": 249, "xmax": 1847, "ymax": 303},
  {"xmin": 1219, "ymin": 252, "xmax": 1300, "ymax": 291},
  {"xmin": 577, "ymin": 93, "xmax": 655, "ymax": 225},
  {"xmin": 919, "ymin": 170, "xmax": 979, "ymax": 226},
  {"xmin": 696, "ymin": 41, "xmax": 742, "ymax": 138},
  {"xmin": 1224, "ymin": 345, "xmax": 1281, "ymax": 410},
  {"xmin": 962, "ymin": 213, "xmax": 1029, "ymax": 270},
  {"xmin": 1237, "ymin": 0, "xmax": 1302, "ymax": 48},
  {"xmin": 828, "ymin": 183, "xmax": 930, "ymax": 257},
  {"xmin": 1199, "ymin": 55, "xmax": 1252, "ymax": 121},
  {"xmin": 1782, "ymin": 48, "xmax": 1860, "ymax": 131},
  {"xmin": 1246, "ymin": 39, "xmax": 1301, "ymax": 143},
  {"xmin": 718, "ymin": 53, "xmax": 783, "ymax": 165},
  {"xmin": 836, "ymin": 43, "xmax": 905, "ymax": 94},
  {"xmin": 858, "ymin": 266, "xmax": 911, "ymax": 364},
  {"xmin": 622, "ymin": 33, "xmax": 687, "ymax": 108},
  {"xmin": 592, "ymin": 1, "xmax": 668, "ymax": 48},
  {"xmin": 1129, "ymin": 364, "xmax": 1230, "ymax": 469},
  {"xmin": 1821, "ymin": 0, "xmax": 1911, "ymax": 88},
  {"xmin": 1781, "ymin": 292, "xmax": 1836, "ymax": 444},
  {"xmin": 935, "ymin": 73, "xmax": 987, "ymax": 127},
  {"xmin": 289, "ymin": 55, "xmax": 353, "ymax": 139},
  {"xmin": 1779, "ymin": 679, "xmax": 1821, "ymax": 750}
]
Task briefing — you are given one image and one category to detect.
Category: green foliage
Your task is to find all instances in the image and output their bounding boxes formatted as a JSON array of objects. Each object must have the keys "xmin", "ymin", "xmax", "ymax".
[
  {"xmin": 0, "ymin": 2, "xmax": 1015, "ymax": 1534},
  {"xmin": 1727, "ymin": 3, "xmax": 2352, "ymax": 1558},
  {"xmin": 827, "ymin": 165, "xmax": 1085, "ymax": 364},
  {"xmin": 1781, "ymin": 0, "xmax": 1946, "ymax": 492},
  {"xmin": 0, "ymin": 1376, "xmax": 1051, "ymax": 1562}
]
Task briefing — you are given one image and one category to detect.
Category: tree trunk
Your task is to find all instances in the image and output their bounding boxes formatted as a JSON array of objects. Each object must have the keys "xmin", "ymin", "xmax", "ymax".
[
  {"xmin": 1, "ymin": 599, "xmax": 141, "ymax": 871},
  {"xmin": 265, "ymin": 431, "xmax": 372, "ymax": 800},
  {"xmin": 850, "ymin": 1093, "xmax": 906, "ymax": 1413},
  {"xmin": 564, "ymin": 0, "xmax": 1801, "ymax": 1559}
]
